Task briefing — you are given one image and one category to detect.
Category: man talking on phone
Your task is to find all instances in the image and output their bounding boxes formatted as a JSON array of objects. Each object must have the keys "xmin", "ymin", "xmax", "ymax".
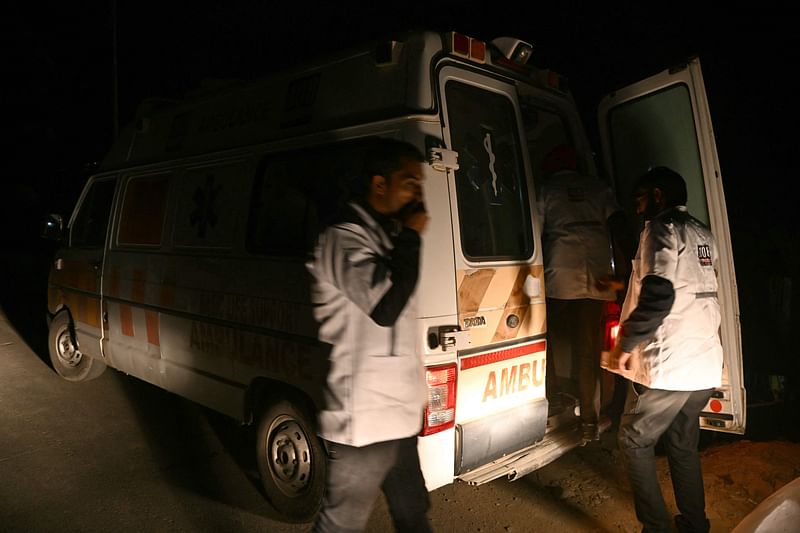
[{"xmin": 308, "ymin": 138, "xmax": 432, "ymax": 532}]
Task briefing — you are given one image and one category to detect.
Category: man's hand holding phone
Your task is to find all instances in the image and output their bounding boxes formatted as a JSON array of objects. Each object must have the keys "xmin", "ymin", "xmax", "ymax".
[{"xmin": 401, "ymin": 201, "xmax": 428, "ymax": 234}]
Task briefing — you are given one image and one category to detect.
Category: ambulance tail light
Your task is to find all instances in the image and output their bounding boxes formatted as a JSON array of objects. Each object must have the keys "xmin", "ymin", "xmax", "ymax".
[
  {"xmin": 604, "ymin": 301, "xmax": 621, "ymax": 350},
  {"xmin": 421, "ymin": 363, "xmax": 457, "ymax": 436}
]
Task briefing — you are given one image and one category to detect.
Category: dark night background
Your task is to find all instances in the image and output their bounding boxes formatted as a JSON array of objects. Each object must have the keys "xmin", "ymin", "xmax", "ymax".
[{"xmin": 2, "ymin": 2, "xmax": 797, "ymax": 437}]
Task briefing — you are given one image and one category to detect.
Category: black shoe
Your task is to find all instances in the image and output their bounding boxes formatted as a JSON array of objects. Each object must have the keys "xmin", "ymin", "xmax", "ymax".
[
  {"xmin": 674, "ymin": 514, "xmax": 710, "ymax": 533},
  {"xmin": 548, "ymin": 392, "xmax": 579, "ymax": 416},
  {"xmin": 581, "ymin": 423, "xmax": 600, "ymax": 444}
]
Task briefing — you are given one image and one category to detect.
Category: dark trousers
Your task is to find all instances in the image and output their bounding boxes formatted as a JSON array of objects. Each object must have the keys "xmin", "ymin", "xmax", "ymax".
[
  {"xmin": 313, "ymin": 436, "xmax": 431, "ymax": 533},
  {"xmin": 546, "ymin": 297, "xmax": 604, "ymax": 424},
  {"xmin": 618, "ymin": 383, "xmax": 714, "ymax": 533}
]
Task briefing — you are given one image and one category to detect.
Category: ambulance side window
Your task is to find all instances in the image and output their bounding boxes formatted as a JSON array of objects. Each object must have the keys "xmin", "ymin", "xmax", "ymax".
[
  {"xmin": 247, "ymin": 140, "xmax": 371, "ymax": 257},
  {"xmin": 117, "ymin": 174, "xmax": 170, "ymax": 247},
  {"xmin": 70, "ymin": 179, "xmax": 116, "ymax": 248}
]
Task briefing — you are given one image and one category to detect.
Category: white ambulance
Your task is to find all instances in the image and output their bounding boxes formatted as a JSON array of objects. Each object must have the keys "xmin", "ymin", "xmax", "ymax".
[{"xmin": 42, "ymin": 30, "xmax": 745, "ymax": 521}]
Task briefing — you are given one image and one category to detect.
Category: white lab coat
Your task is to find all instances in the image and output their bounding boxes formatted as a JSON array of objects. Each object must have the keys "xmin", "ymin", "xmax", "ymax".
[
  {"xmin": 620, "ymin": 206, "xmax": 723, "ymax": 390},
  {"xmin": 539, "ymin": 170, "xmax": 620, "ymax": 300},
  {"xmin": 307, "ymin": 202, "xmax": 427, "ymax": 446}
]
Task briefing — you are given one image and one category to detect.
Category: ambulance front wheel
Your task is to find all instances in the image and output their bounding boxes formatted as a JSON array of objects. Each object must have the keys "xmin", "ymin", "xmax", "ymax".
[
  {"xmin": 47, "ymin": 310, "xmax": 106, "ymax": 382},
  {"xmin": 256, "ymin": 396, "xmax": 326, "ymax": 522}
]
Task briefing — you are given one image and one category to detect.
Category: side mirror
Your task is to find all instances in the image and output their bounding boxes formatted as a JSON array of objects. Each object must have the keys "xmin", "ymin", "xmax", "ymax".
[{"xmin": 41, "ymin": 213, "xmax": 64, "ymax": 242}]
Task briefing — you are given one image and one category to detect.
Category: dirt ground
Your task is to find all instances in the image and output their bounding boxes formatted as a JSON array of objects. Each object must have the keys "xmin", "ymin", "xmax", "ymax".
[
  {"xmin": 525, "ymin": 434, "xmax": 800, "ymax": 532},
  {"xmin": 363, "ymin": 430, "xmax": 800, "ymax": 533}
]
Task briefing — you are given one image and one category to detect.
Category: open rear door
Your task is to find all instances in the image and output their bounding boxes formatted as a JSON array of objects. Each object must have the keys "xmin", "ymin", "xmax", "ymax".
[{"xmin": 598, "ymin": 57, "xmax": 746, "ymax": 434}]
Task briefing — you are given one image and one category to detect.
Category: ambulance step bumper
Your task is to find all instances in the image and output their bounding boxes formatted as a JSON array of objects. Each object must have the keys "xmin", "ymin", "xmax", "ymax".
[
  {"xmin": 457, "ymin": 423, "xmax": 583, "ymax": 485},
  {"xmin": 455, "ymin": 399, "xmax": 548, "ymax": 474},
  {"xmin": 456, "ymin": 413, "xmax": 612, "ymax": 486}
]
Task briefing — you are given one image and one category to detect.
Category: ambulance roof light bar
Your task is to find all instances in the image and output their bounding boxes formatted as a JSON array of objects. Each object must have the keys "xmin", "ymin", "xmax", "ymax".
[{"xmin": 490, "ymin": 37, "xmax": 534, "ymax": 65}]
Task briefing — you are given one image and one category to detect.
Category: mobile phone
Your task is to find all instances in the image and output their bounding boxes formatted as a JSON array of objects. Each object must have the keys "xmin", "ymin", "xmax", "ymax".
[{"xmin": 398, "ymin": 201, "xmax": 426, "ymax": 219}]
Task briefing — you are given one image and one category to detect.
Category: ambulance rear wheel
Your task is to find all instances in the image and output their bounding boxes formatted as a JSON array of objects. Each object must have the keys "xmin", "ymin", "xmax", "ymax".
[
  {"xmin": 47, "ymin": 310, "xmax": 106, "ymax": 382},
  {"xmin": 256, "ymin": 397, "xmax": 326, "ymax": 522}
]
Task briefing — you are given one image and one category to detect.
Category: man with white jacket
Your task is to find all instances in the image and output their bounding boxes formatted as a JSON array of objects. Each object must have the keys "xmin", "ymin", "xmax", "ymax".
[
  {"xmin": 603, "ymin": 166, "xmax": 722, "ymax": 533},
  {"xmin": 308, "ymin": 138, "xmax": 431, "ymax": 533}
]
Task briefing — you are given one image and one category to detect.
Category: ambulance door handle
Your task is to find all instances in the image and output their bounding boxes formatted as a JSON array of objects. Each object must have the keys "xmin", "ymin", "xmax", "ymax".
[
  {"xmin": 428, "ymin": 148, "xmax": 459, "ymax": 172},
  {"xmin": 436, "ymin": 325, "xmax": 470, "ymax": 352},
  {"xmin": 90, "ymin": 260, "xmax": 102, "ymax": 272}
]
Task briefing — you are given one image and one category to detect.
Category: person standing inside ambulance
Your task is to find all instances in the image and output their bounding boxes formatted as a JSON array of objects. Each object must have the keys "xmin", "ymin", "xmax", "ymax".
[
  {"xmin": 307, "ymin": 138, "xmax": 432, "ymax": 533},
  {"xmin": 538, "ymin": 144, "xmax": 630, "ymax": 442},
  {"xmin": 603, "ymin": 167, "xmax": 722, "ymax": 533}
]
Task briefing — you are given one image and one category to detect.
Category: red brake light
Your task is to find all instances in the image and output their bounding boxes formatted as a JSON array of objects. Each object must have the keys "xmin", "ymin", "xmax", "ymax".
[
  {"xmin": 421, "ymin": 363, "xmax": 457, "ymax": 436},
  {"xmin": 604, "ymin": 301, "xmax": 621, "ymax": 350}
]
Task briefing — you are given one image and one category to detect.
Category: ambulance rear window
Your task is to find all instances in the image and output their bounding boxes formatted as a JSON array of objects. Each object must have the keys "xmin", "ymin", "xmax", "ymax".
[{"xmin": 445, "ymin": 81, "xmax": 533, "ymax": 261}]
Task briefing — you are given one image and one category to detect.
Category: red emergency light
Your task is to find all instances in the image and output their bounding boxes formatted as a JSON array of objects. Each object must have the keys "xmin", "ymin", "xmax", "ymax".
[
  {"xmin": 452, "ymin": 32, "xmax": 470, "ymax": 56},
  {"xmin": 545, "ymin": 70, "xmax": 569, "ymax": 93},
  {"xmin": 470, "ymin": 38, "xmax": 486, "ymax": 62},
  {"xmin": 448, "ymin": 32, "xmax": 486, "ymax": 64}
]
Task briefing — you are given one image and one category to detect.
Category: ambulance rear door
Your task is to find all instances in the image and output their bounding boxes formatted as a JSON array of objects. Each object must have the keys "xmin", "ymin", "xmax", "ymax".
[
  {"xmin": 597, "ymin": 57, "xmax": 746, "ymax": 433},
  {"xmin": 437, "ymin": 64, "xmax": 550, "ymax": 474}
]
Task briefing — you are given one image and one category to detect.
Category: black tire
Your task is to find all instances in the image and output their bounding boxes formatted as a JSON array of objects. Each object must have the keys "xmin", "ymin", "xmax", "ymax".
[
  {"xmin": 47, "ymin": 310, "xmax": 106, "ymax": 382},
  {"xmin": 255, "ymin": 396, "xmax": 326, "ymax": 522}
]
